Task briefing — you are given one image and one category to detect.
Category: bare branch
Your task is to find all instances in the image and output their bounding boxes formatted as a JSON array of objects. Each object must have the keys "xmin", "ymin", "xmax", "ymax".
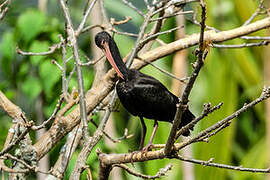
[
  {"xmin": 175, "ymin": 102, "xmax": 223, "ymax": 139},
  {"xmin": 213, "ymin": 41, "xmax": 270, "ymax": 48},
  {"xmin": 176, "ymin": 155, "xmax": 270, "ymax": 173},
  {"xmin": 150, "ymin": 10, "xmax": 194, "ymax": 22},
  {"xmin": 113, "ymin": 164, "xmax": 172, "ymax": 179},
  {"xmin": 137, "ymin": 57, "xmax": 188, "ymax": 84},
  {"xmin": 76, "ymin": 0, "xmax": 98, "ymax": 35},
  {"xmin": 165, "ymin": 0, "xmax": 207, "ymax": 155},
  {"xmin": 32, "ymin": 96, "xmax": 64, "ymax": 130},
  {"xmin": 59, "ymin": 0, "xmax": 89, "ymax": 140},
  {"xmin": 16, "ymin": 42, "xmax": 62, "ymax": 56},
  {"xmin": 0, "ymin": 0, "xmax": 11, "ymax": 21},
  {"xmin": 242, "ymin": 0, "xmax": 265, "ymax": 26},
  {"xmin": 120, "ymin": 0, "xmax": 144, "ymax": 17},
  {"xmin": 141, "ymin": 25, "xmax": 184, "ymax": 45},
  {"xmin": 70, "ymin": 91, "xmax": 118, "ymax": 179}
]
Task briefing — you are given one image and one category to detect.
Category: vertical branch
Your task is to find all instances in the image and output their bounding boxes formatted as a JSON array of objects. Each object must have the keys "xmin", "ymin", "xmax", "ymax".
[
  {"xmin": 59, "ymin": 0, "xmax": 89, "ymax": 139},
  {"xmin": 264, "ymin": 2, "xmax": 270, "ymax": 178},
  {"xmin": 0, "ymin": 0, "xmax": 11, "ymax": 21},
  {"xmin": 36, "ymin": 2, "xmax": 49, "ymax": 179},
  {"xmin": 38, "ymin": 0, "xmax": 47, "ymax": 13},
  {"xmin": 76, "ymin": 0, "xmax": 98, "ymax": 35},
  {"xmin": 91, "ymin": 0, "xmax": 107, "ymax": 88},
  {"xmin": 46, "ymin": 122, "xmax": 83, "ymax": 179},
  {"xmin": 125, "ymin": 10, "xmax": 152, "ymax": 67},
  {"xmin": 35, "ymin": 97, "xmax": 49, "ymax": 180},
  {"xmin": 171, "ymin": 14, "xmax": 195, "ymax": 180},
  {"xmin": 70, "ymin": 91, "xmax": 118, "ymax": 180},
  {"xmin": 61, "ymin": 36, "xmax": 70, "ymax": 100},
  {"xmin": 165, "ymin": 0, "xmax": 206, "ymax": 155}
]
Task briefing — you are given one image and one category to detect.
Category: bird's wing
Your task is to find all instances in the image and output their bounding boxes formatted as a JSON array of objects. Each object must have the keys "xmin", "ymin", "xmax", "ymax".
[{"xmin": 130, "ymin": 74, "xmax": 178, "ymax": 121}]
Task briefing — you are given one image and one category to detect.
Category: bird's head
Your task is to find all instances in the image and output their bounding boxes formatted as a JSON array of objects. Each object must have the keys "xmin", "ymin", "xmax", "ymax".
[
  {"xmin": 95, "ymin": 31, "xmax": 111, "ymax": 50},
  {"xmin": 94, "ymin": 31, "xmax": 126, "ymax": 80}
]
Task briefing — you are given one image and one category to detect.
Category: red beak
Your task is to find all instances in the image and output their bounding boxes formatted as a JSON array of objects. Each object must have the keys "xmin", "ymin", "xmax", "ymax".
[{"xmin": 103, "ymin": 42, "xmax": 124, "ymax": 79}]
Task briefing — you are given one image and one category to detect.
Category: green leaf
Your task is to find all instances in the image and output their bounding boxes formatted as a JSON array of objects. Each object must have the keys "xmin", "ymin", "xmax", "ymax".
[
  {"xmin": 18, "ymin": 63, "xmax": 29, "ymax": 77},
  {"xmin": 39, "ymin": 60, "xmax": 61, "ymax": 95},
  {"xmin": 0, "ymin": 32, "xmax": 16, "ymax": 60},
  {"xmin": 29, "ymin": 41, "xmax": 50, "ymax": 65},
  {"xmin": 17, "ymin": 10, "xmax": 46, "ymax": 43},
  {"xmin": 21, "ymin": 76, "xmax": 42, "ymax": 101}
]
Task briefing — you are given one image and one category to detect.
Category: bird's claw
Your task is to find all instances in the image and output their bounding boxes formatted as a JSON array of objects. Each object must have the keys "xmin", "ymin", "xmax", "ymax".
[{"xmin": 141, "ymin": 143, "xmax": 153, "ymax": 157}]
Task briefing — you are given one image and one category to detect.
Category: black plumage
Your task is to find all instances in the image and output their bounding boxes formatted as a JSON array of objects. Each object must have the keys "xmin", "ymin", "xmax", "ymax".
[{"xmin": 95, "ymin": 31, "xmax": 195, "ymax": 150}]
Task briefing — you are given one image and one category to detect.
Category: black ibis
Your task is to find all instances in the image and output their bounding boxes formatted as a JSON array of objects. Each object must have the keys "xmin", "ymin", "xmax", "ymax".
[{"xmin": 95, "ymin": 31, "xmax": 195, "ymax": 151}]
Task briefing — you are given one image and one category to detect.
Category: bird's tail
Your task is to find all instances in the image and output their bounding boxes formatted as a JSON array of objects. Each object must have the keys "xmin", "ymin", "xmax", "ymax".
[{"xmin": 179, "ymin": 109, "xmax": 195, "ymax": 136}]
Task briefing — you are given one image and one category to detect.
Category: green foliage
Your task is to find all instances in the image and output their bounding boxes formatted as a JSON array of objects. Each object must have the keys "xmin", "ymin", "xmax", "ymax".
[
  {"xmin": 21, "ymin": 76, "xmax": 42, "ymax": 101},
  {"xmin": 0, "ymin": 32, "xmax": 16, "ymax": 78},
  {"xmin": 29, "ymin": 41, "xmax": 50, "ymax": 65},
  {"xmin": 0, "ymin": 32, "xmax": 16, "ymax": 60},
  {"xmin": 39, "ymin": 60, "xmax": 62, "ymax": 96},
  {"xmin": 17, "ymin": 10, "xmax": 46, "ymax": 43}
]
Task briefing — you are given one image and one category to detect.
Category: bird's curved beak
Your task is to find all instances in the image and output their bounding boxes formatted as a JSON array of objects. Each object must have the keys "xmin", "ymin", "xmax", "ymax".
[{"xmin": 102, "ymin": 41, "xmax": 124, "ymax": 79}]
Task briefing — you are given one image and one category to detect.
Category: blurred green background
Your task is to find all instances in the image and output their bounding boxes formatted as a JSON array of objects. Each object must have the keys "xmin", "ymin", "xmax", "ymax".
[{"xmin": 0, "ymin": 0, "xmax": 269, "ymax": 179}]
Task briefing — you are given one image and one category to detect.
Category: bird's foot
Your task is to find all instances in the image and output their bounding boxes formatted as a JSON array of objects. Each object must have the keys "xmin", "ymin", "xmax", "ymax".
[
  {"xmin": 141, "ymin": 143, "xmax": 153, "ymax": 157},
  {"xmin": 130, "ymin": 150, "xmax": 141, "ymax": 167}
]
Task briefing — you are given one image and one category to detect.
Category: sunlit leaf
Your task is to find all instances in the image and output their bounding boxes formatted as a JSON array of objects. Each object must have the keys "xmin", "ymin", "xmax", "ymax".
[
  {"xmin": 21, "ymin": 76, "xmax": 42, "ymax": 101},
  {"xmin": 0, "ymin": 32, "xmax": 16, "ymax": 60},
  {"xmin": 29, "ymin": 41, "xmax": 50, "ymax": 65},
  {"xmin": 17, "ymin": 10, "xmax": 46, "ymax": 43},
  {"xmin": 39, "ymin": 60, "xmax": 61, "ymax": 95}
]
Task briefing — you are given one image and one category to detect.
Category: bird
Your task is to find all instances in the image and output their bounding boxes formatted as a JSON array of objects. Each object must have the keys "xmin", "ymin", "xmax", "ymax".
[{"xmin": 95, "ymin": 31, "xmax": 195, "ymax": 151}]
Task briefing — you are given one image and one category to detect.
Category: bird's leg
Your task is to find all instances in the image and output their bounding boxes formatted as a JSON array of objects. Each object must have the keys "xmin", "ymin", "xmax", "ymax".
[
  {"xmin": 139, "ymin": 117, "xmax": 147, "ymax": 150},
  {"xmin": 129, "ymin": 117, "xmax": 147, "ymax": 166},
  {"xmin": 142, "ymin": 120, "xmax": 158, "ymax": 154}
]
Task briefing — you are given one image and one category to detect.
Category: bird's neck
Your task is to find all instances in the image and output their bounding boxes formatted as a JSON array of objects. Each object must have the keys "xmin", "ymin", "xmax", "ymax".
[{"xmin": 109, "ymin": 40, "xmax": 130, "ymax": 80}]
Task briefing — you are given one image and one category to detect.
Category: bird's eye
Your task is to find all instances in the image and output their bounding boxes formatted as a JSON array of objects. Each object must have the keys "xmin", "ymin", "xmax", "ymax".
[{"xmin": 101, "ymin": 40, "xmax": 105, "ymax": 46}]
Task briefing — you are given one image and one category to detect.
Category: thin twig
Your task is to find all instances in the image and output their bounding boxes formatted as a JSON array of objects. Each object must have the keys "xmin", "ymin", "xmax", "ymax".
[
  {"xmin": 141, "ymin": 25, "xmax": 184, "ymax": 45},
  {"xmin": 120, "ymin": 0, "xmax": 144, "ymax": 17},
  {"xmin": 176, "ymin": 155, "xmax": 270, "ymax": 173},
  {"xmin": 111, "ymin": 29, "xmax": 138, "ymax": 37},
  {"xmin": 126, "ymin": 8, "xmax": 153, "ymax": 67},
  {"xmin": 175, "ymin": 102, "xmax": 223, "ymax": 139},
  {"xmin": 242, "ymin": 0, "xmax": 265, "ymax": 26},
  {"xmin": 66, "ymin": 66, "xmax": 76, "ymax": 90},
  {"xmin": 0, "ymin": 0, "xmax": 11, "ymax": 21},
  {"xmin": 16, "ymin": 42, "xmax": 62, "ymax": 56},
  {"xmin": 4, "ymin": 154, "xmax": 51, "ymax": 175},
  {"xmin": 113, "ymin": 164, "xmax": 172, "ymax": 179},
  {"xmin": 0, "ymin": 123, "xmax": 33, "ymax": 156},
  {"xmin": 137, "ymin": 57, "xmax": 187, "ymax": 83},
  {"xmin": 32, "ymin": 97, "xmax": 64, "ymax": 130},
  {"xmin": 81, "ymin": 24, "xmax": 105, "ymax": 34},
  {"xmin": 90, "ymin": 118, "xmax": 132, "ymax": 143},
  {"xmin": 241, "ymin": 36, "xmax": 270, "ymax": 40},
  {"xmin": 212, "ymin": 41, "xmax": 270, "ymax": 48},
  {"xmin": 79, "ymin": 55, "xmax": 105, "ymax": 66},
  {"xmin": 150, "ymin": 10, "xmax": 194, "ymax": 22},
  {"xmin": 152, "ymin": 0, "xmax": 198, "ymax": 16},
  {"xmin": 76, "ymin": 0, "xmax": 98, "ymax": 35},
  {"xmin": 52, "ymin": 59, "xmax": 63, "ymax": 71}
]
